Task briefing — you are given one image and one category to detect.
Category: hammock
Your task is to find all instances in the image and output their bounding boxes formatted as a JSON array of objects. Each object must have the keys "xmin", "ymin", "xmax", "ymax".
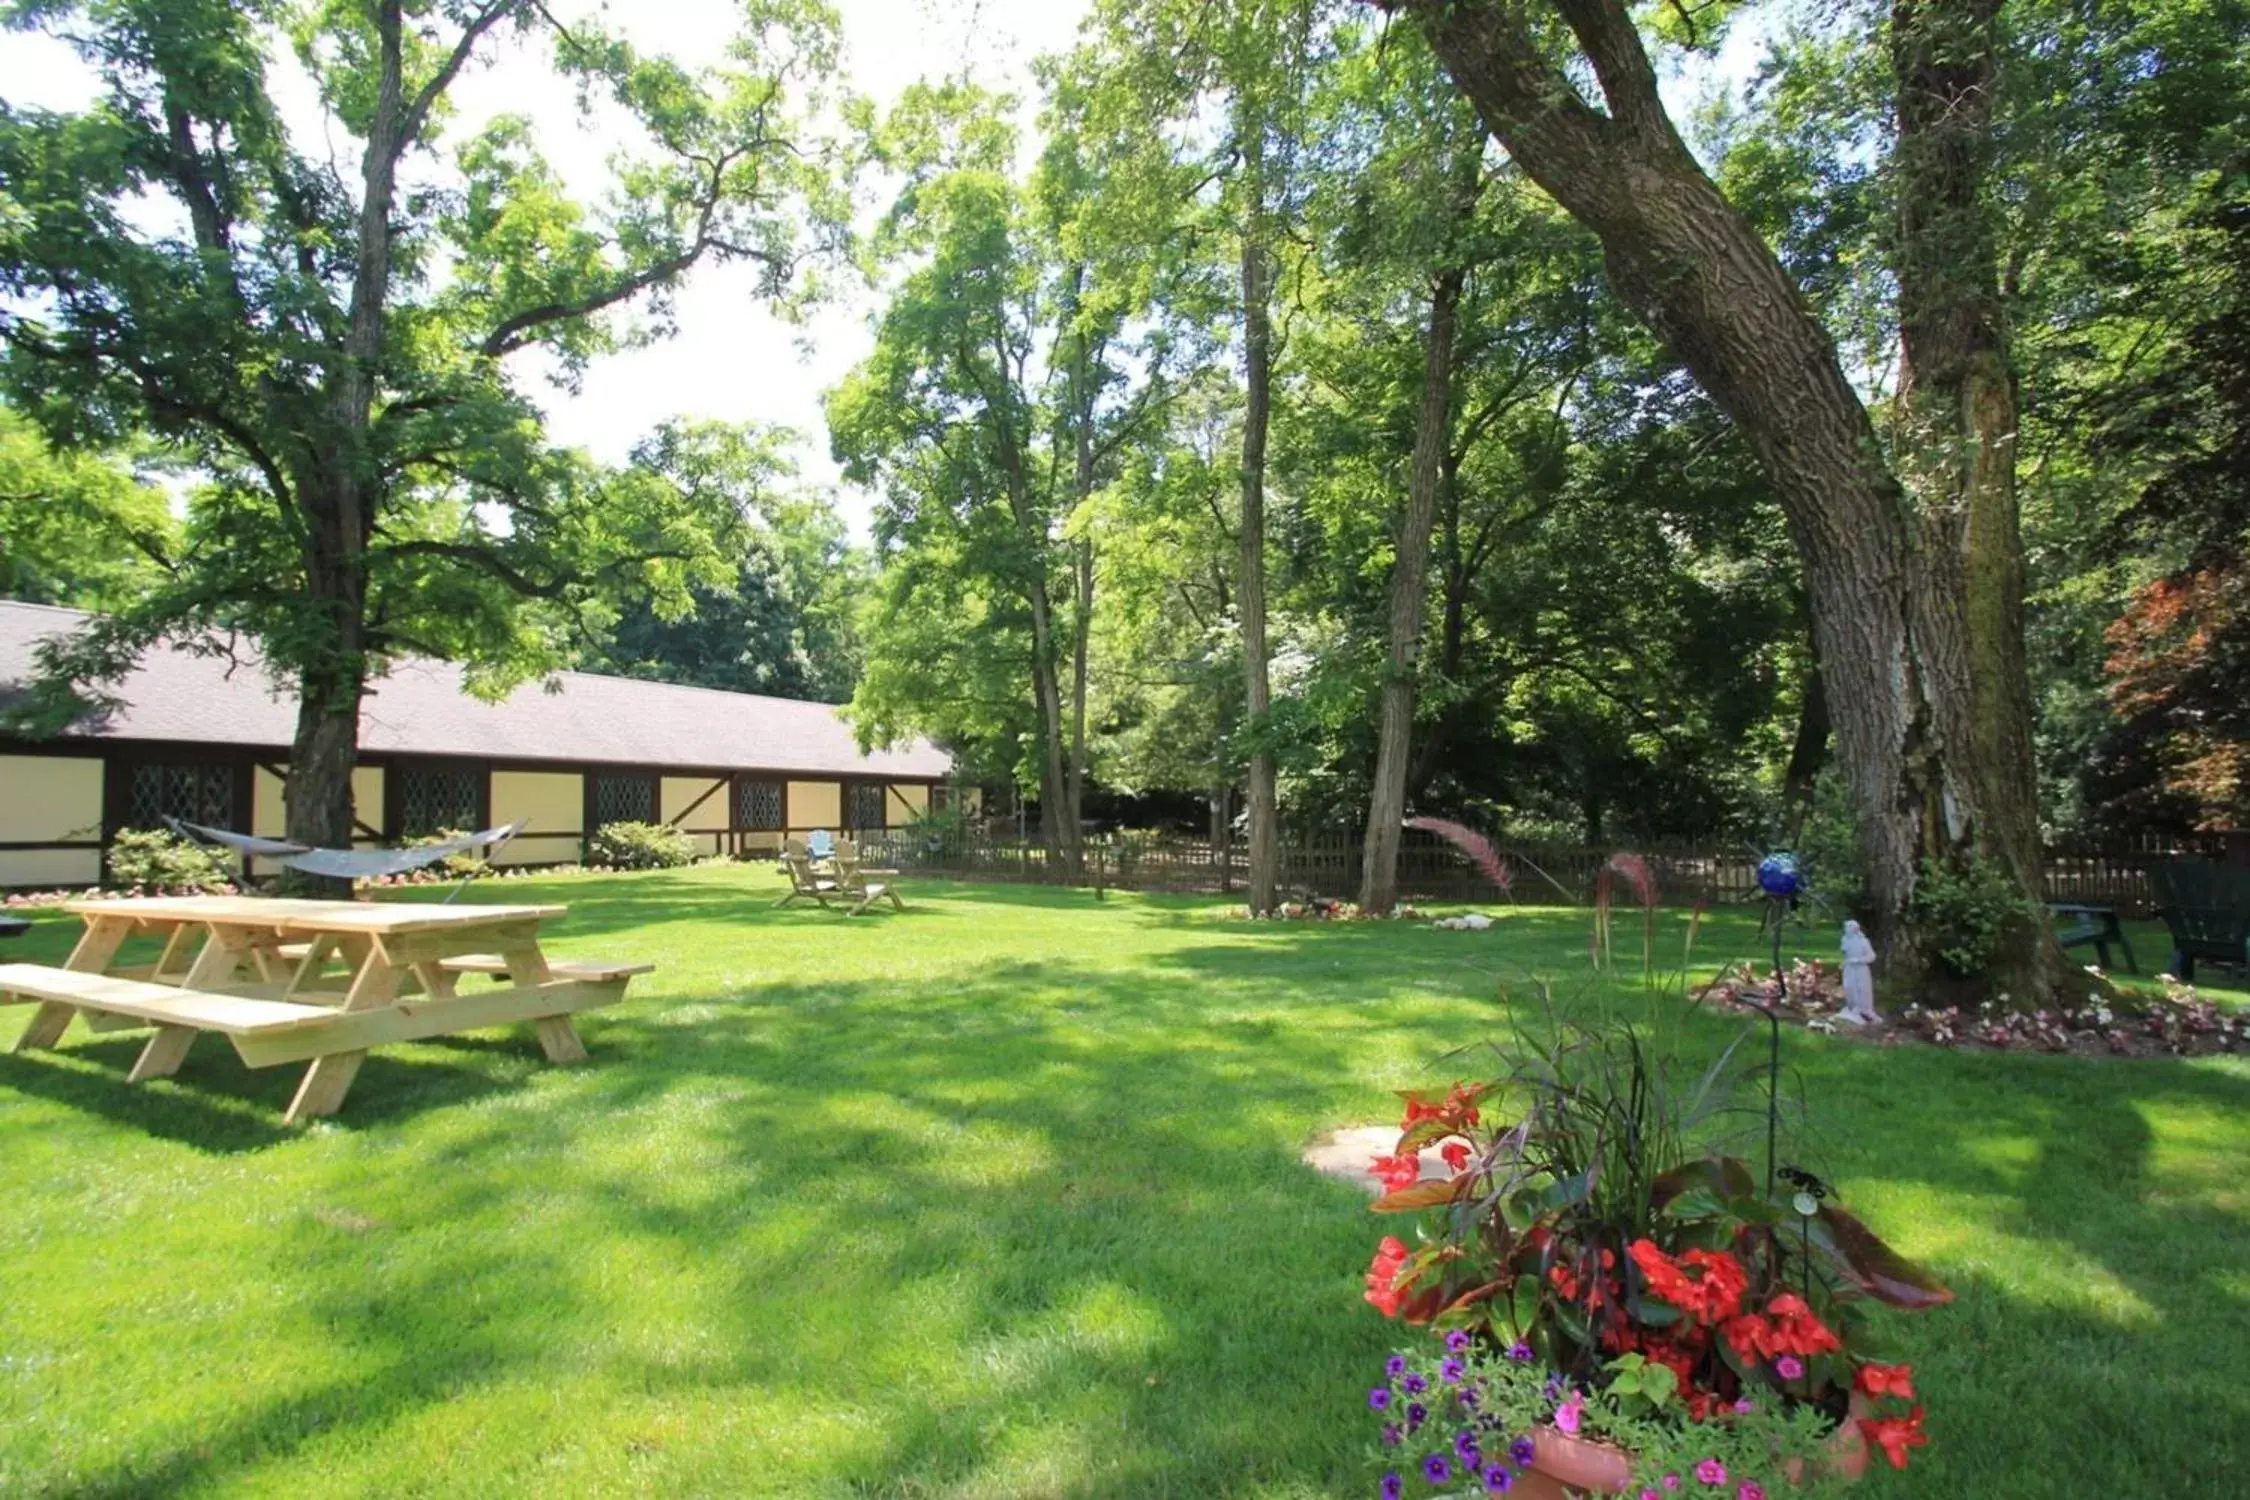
[{"xmin": 167, "ymin": 818, "xmax": 525, "ymax": 881}]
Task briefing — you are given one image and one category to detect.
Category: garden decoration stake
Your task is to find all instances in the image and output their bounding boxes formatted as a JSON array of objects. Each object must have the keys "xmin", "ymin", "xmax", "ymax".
[
  {"xmin": 1841, "ymin": 920, "xmax": 1879, "ymax": 1024},
  {"xmin": 1750, "ymin": 852, "xmax": 1808, "ymax": 1198}
]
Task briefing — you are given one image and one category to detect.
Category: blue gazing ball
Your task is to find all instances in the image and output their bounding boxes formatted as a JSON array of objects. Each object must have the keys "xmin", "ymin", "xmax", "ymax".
[{"xmin": 1757, "ymin": 852, "xmax": 1804, "ymax": 899}]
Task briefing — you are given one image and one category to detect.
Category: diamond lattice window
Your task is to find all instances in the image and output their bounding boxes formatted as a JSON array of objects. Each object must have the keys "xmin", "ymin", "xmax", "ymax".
[
  {"xmin": 848, "ymin": 783, "xmax": 887, "ymax": 832},
  {"xmin": 734, "ymin": 779, "xmax": 784, "ymax": 831},
  {"xmin": 593, "ymin": 774, "xmax": 655, "ymax": 828},
  {"xmin": 126, "ymin": 763, "xmax": 233, "ymax": 830},
  {"xmin": 399, "ymin": 765, "xmax": 481, "ymax": 837}
]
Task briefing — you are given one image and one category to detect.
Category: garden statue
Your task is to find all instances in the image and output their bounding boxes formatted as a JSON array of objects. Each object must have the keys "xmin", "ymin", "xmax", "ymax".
[{"xmin": 1840, "ymin": 919, "xmax": 1879, "ymax": 1024}]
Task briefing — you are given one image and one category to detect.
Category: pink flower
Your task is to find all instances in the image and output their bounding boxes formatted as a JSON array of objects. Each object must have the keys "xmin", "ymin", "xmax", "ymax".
[
  {"xmin": 1775, "ymin": 1356, "xmax": 1804, "ymax": 1380},
  {"xmin": 1732, "ymin": 1397, "xmax": 1755, "ymax": 1414},
  {"xmin": 1663, "ymin": 1478, "xmax": 1682, "ymax": 1492},
  {"xmin": 1695, "ymin": 1459, "xmax": 1727, "ymax": 1485},
  {"xmin": 1737, "ymin": 1486, "xmax": 1766, "ymax": 1500},
  {"xmin": 1554, "ymin": 1392, "xmax": 1584, "ymax": 1435}
]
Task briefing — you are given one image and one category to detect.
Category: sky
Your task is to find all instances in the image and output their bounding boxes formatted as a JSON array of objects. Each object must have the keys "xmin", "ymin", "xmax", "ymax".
[{"xmin": 0, "ymin": 0, "xmax": 1764, "ymax": 539}]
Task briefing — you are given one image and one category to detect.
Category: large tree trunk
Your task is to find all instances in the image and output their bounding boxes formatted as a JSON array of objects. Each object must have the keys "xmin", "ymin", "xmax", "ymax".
[
  {"xmin": 1890, "ymin": 0, "xmax": 2065, "ymax": 999},
  {"xmin": 1022, "ymin": 582, "xmax": 1075, "ymax": 868},
  {"xmin": 279, "ymin": 15, "xmax": 410, "ymax": 898},
  {"xmin": 1361, "ymin": 265, "xmax": 1466, "ymax": 913},
  {"xmin": 281, "ymin": 495, "xmax": 370, "ymax": 898},
  {"xmin": 1239, "ymin": 136, "xmax": 1281, "ymax": 916},
  {"xmin": 1395, "ymin": 0, "xmax": 2055, "ymax": 995}
]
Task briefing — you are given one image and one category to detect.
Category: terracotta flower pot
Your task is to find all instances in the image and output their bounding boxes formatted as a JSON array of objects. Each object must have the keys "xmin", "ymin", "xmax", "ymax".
[{"xmin": 1503, "ymin": 1396, "xmax": 1873, "ymax": 1499}]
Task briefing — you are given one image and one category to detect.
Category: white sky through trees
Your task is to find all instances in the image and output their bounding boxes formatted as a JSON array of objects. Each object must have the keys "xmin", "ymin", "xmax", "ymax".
[
  {"xmin": 0, "ymin": 0, "xmax": 1090, "ymax": 538},
  {"xmin": 0, "ymin": 0, "xmax": 1764, "ymax": 540}
]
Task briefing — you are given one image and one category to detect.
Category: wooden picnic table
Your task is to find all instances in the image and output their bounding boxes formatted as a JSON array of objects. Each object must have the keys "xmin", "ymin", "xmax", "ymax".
[{"xmin": 2, "ymin": 895, "xmax": 648, "ymax": 1123}]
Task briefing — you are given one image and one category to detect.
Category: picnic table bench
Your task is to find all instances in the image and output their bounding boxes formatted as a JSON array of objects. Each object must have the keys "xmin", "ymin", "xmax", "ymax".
[{"xmin": 0, "ymin": 895, "xmax": 650, "ymax": 1123}]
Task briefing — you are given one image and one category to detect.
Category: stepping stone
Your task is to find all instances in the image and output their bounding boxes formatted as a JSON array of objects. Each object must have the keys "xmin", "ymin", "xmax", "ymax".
[{"xmin": 1301, "ymin": 1124, "xmax": 1452, "ymax": 1195}]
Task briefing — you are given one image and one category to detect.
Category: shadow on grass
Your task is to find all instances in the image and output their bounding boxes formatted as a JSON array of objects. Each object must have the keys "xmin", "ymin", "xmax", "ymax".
[{"xmin": 7, "ymin": 873, "xmax": 2248, "ymax": 1496}]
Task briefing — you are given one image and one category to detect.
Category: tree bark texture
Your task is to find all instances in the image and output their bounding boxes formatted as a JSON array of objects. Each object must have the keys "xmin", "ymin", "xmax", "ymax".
[
  {"xmin": 1393, "ymin": 0, "xmax": 2054, "ymax": 991},
  {"xmin": 1239, "ymin": 133, "xmax": 1281, "ymax": 916},
  {"xmin": 1360, "ymin": 265, "xmax": 1466, "ymax": 913},
  {"xmin": 1890, "ymin": 0, "xmax": 2064, "ymax": 998},
  {"xmin": 281, "ymin": 4, "xmax": 415, "ymax": 894}
]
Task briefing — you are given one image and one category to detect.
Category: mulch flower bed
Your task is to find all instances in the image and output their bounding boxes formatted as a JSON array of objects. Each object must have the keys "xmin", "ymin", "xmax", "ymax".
[{"xmin": 1698, "ymin": 960, "xmax": 2245, "ymax": 1059}]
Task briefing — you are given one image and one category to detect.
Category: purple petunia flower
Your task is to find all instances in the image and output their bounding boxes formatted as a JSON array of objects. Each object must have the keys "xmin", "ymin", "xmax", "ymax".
[
  {"xmin": 1386, "ymin": 1354, "xmax": 1407, "ymax": 1378},
  {"xmin": 1482, "ymin": 1463, "xmax": 1514, "ymax": 1494},
  {"xmin": 1458, "ymin": 1387, "xmax": 1481, "ymax": 1411},
  {"xmin": 1403, "ymin": 1372, "xmax": 1428, "ymax": 1395},
  {"xmin": 1505, "ymin": 1342, "xmax": 1534, "ymax": 1363},
  {"xmin": 1509, "ymin": 1437, "xmax": 1536, "ymax": 1467},
  {"xmin": 1455, "ymin": 1429, "xmax": 1481, "ymax": 1463},
  {"xmin": 1380, "ymin": 1474, "xmax": 1403, "ymax": 1500},
  {"xmin": 1774, "ymin": 1356, "xmax": 1804, "ymax": 1380},
  {"xmin": 1441, "ymin": 1358, "xmax": 1466, "ymax": 1384},
  {"xmin": 1369, "ymin": 1387, "xmax": 1393, "ymax": 1411},
  {"xmin": 1382, "ymin": 1424, "xmax": 1402, "ymax": 1448},
  {"xmin": 1446, "ymin": 1330, "xmax": 1473, "ymax": 1354},
  {"xmin": 1423, "ymin": 1454, "xmax": 1453, "ymax": 1485},
  {"xmin": 1406, "ymin": 1402, "xmax": 1429, "ymax": 1432}
]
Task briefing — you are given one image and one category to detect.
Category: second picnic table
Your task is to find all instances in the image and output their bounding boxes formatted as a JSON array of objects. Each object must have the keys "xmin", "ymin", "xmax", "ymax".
[{"xmin": 2, "ymin": 895, "xmax": 648, "ymax": 1123}]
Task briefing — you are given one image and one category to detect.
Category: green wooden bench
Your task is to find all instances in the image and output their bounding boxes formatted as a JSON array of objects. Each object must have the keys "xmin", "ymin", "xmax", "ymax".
[{"xmin": 2150, "ymin": 859, "xmax": 2250, "ymax": 982}]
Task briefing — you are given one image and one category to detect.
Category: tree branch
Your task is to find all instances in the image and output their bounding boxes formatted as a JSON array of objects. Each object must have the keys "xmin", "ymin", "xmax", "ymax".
[{"xmin": 395, "ymin": 1, "xmax": 523, "ymax": 166}]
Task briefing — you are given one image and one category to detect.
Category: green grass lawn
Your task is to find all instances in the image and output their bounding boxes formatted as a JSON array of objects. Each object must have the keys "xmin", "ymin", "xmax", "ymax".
[{"xmin": 1, "ymin": 868, "xmax": 2245, "ymax": 1498}]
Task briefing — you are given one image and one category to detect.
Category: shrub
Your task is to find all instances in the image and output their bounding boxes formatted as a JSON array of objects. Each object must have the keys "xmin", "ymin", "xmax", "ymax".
[
  {"xmin": 106, "ymin": 826, "xmax": 235, "ymax": 892},
  {"xmin": 1788, "ymin": 765, "xmax": 1869, "ymax": 918},
  {"xmin": 406, "ymin": 828, "xmax": 490, "ymax": 881},
  {"xmin": 587, "ymin": 820, "xmax": 696, "ymax": 870},
  {"xmin": 1909, "ymin": 853, "xmax": 2039, "ymax": 981}
]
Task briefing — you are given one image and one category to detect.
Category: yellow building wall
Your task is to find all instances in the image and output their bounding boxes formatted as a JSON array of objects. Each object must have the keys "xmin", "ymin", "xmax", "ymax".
[
  {"xmin": 661, "ymin": 775, "xmax": 728, "ymax": 857},
  {"xmin": 787, "ymin": 779, "xmax": 840, "ymax": 832},
  {"xmin": 888, "ymin": 783, "xmax": 930, "ymax": 822},
  {"xmin": 0, "ymin": 755, "xmax": 104, "ymax": 887},
  {"xmin": 491, "ymin": 771, "xmax": 582, "ymax": 865},
  {"xmin": 249, "ymin": 764, "xmax": 387, "ymax": 877}
]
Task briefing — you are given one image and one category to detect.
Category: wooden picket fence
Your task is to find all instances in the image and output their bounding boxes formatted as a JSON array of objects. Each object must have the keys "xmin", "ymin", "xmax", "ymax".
[{"xmin": 857, "ymin": 826, "xmax": 2248, "ymax": 917}]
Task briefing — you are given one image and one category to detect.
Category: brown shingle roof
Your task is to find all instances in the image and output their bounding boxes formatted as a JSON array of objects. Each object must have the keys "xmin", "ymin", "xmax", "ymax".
[{"xmin": 0, "ymin": 601, "xmax": 950, "ymax": 779}]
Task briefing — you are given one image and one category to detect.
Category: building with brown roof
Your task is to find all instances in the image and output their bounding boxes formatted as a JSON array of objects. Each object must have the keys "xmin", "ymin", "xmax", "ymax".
[{"xmin": 0, "ymin": 601, "xmax": 955, "ymax": 887}]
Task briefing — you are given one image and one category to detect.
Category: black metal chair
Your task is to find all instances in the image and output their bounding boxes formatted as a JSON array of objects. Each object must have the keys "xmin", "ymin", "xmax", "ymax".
[{"xmin": 2150, "ymin": 859, "xmax": 2250, "ymax": 981}]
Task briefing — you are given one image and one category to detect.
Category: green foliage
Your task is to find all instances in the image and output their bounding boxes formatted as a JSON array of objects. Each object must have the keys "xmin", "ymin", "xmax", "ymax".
[
  {"xmin": 0, "ymin": 0, "xmax": 842, "ymax": 759},
  {"xmin": 1908, "ymin": 855, "xmax": 2042, "ymax": 983},
  {"xmin": 103, "ymin": 827, "xmax": 234, "ymax": 893},
  {"xmin": 0, "ymin": 409, "xmax": 177, "ymax": 610},
  {"xmin": 579, "ymin": 423, "xmax": 866, "ymax": 703},
  {"xmin": 404, "ymin": 829, "xmax": 490, "ymax": 882},
  {"xmin": 586, "ymin": 820, "xmax": 695, "ymax": 871}
]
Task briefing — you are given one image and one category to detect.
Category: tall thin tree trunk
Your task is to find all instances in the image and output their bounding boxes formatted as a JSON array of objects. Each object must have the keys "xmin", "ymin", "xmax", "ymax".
[
  {"xmin": 1361, "ymin": 265, "xmax": 1466, "ymax": 912},
  {"xmin": 1398, "ymin": 0, "xmax": 2056, "ymax": 995},
  {"xmin": 1070, "ymin": 537, "xmax": 1093, "ymax": 844},
  {"xmin": 1779, "ymin": 657, "xmax": 1830, "ymax": 849},
  {"xmin": 1239, "ymin": 133, "xmax": 1280, "ymax": 916}
]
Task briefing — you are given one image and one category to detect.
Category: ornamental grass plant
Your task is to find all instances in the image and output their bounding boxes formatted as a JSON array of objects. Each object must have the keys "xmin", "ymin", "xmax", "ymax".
[{"xmin": 1361, "ymin": 998, "xmax": 1950, "ymax": 1497}]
